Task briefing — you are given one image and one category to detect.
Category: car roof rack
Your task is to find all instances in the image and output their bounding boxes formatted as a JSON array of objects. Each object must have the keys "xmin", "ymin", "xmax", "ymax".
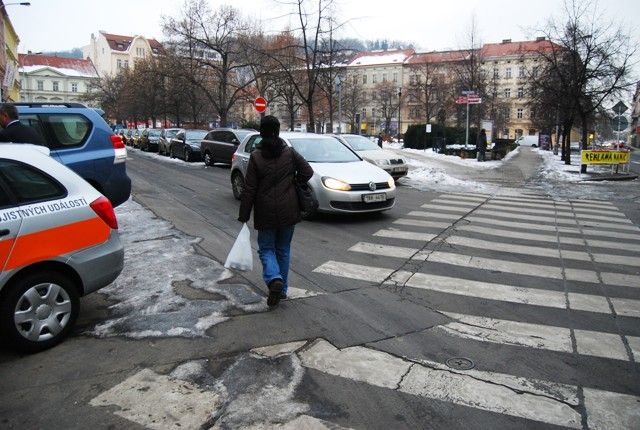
[{"xmin": 12, "ymin": 102, "xmax": 88, "ymax": 108}]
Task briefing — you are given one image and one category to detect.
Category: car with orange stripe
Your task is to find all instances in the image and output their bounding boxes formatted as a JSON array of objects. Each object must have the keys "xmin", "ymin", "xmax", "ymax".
[{"xmin": 0, "ymin": 144, "xmax": 124, "ymax": 352}]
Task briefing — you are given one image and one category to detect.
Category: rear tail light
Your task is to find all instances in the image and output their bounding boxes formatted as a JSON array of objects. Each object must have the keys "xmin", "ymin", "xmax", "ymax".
[
  {"xmin": 90, "ymin": 196, "xmax": 118, "ymax": 229},
  {"xmin": 111, "ymin": 135, "xmax": 127, "ymax": 164}
]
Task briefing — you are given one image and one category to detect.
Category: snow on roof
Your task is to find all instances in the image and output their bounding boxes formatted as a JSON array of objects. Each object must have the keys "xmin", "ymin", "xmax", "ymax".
[
  {"xmin": 348, "ymin": 49, "xmax": 415, "ymax": 67},
  {"xmin": 19, "ymin": 54, "xmax": 98, "ymax": 78}
]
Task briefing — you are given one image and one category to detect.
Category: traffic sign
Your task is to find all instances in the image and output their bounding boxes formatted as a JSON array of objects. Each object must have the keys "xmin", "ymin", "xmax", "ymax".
[
  {"xmin": 612, "ymin": 101, "xmax": 628, "ymax": 115},
  {"xmin": 611, "ymin": 115, "xmax": 629, "ymax": 130},
  {"xmin": 462, "ymin": 90, "xmax": 477, "ymax": 95},
  {"xmin": 467, "ymin": 97, "xmax": 482, "ymax": 104},
  {"xmin": 455, "ymin": 96, "xmax": 468, "ymax": 104},
  {"xmin": 254, "ymin": 97, "xmax": 267, "ymax": 113}
]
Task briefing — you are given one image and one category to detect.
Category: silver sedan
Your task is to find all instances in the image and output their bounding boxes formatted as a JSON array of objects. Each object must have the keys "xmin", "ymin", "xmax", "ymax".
[{"xmin": 231, "ymin": 132, "xmax": 396, "ymax": 214}]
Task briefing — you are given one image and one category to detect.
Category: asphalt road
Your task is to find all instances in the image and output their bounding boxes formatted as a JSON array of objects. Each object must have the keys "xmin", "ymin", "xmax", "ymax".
[{"xmin": 1, "ymin": 148, "xmax": 639, "ymax": 430}]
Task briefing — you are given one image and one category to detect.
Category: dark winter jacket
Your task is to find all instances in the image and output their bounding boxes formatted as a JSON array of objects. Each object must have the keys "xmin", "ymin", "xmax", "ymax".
[
  {"xmin": 477, "ymin": 132, "xmax": 487, "ymax": 151},
  {"xmin": 238, "ymin": 137, "xmax": 313, "ymax": 230},
  {"xmin": 0, "ymin": 121, "xmax": 46, "ymax": 145}
]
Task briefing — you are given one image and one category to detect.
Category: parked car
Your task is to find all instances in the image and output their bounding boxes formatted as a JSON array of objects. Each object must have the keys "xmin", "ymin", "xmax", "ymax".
[
  {"xmin": 0, "ymin": 144, "xmax": 124, "ymax": 352},
  {"xmin": 14, "ymin": 102, "xmax": 131, "ymax": 207},
  {"xmin": 332, "ymin": 134, "xmax": 408, "ymax": 180},
  {"xmin": 200, "ymin": 128, "xmax": 255, "ymax": 166},
  {"xmin": 158, "ymin": 128, "xmax": 181, "ymax": 156},
  {"xmin": 169, "ymin": 129, "xmax": 208, "ymax": 162},
  {"xmin": 515, "ymin": 135, "xmax": 539, "ymax": 147},
  {"xmin": 139, "ymin": 128, "xmax": 162, "ymax": 152},
  {"xmin": 231, "ymin": 132, "xmax": 396, "ymax": 215}
]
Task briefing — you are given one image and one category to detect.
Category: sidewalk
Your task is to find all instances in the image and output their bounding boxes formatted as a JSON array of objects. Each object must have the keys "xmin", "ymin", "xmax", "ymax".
[{"xmin": 388, "ymin": 145, "xmax": 637, "ymax": 193}]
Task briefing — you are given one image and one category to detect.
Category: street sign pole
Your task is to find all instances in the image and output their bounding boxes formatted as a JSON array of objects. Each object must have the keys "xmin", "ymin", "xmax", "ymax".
[{"xmin": 465, "ymin": 102, "xmax": 470, "ymax": 148}]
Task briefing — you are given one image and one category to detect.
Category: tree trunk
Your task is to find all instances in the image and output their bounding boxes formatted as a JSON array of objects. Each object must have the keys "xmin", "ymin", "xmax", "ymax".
[{"xmin": 580, "ymin": 114, "xmax": 588, "ymax": 173}]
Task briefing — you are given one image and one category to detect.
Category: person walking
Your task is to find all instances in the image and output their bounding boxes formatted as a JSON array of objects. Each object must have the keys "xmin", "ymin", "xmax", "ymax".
[
  {"xmin": 238, "ymin": 116, "xmax": 313, "ymax": 307},
  {"xmin": 0, "ymin": 104, "xmax": 45, "ymax": 145},
  {"xmin": 377, "ymin": 133, "xmax": 383, "ymax": 148},
  {"xmin": 477, "ymin": 128, "xmax": 487, "ymax": 162}
]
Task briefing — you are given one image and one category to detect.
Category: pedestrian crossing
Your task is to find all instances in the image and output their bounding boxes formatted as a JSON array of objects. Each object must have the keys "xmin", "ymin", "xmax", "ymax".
[{"xmin": 311, "ymin": 192, "xmax": 640, "ymax": 428}]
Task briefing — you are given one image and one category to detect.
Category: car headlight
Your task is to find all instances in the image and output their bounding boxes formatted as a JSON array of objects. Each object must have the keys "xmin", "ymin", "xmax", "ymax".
[
  {"xmin": 375, "ymin": 159, "xmax": 390, "ymax": 166},
  {"xmin": 388, "ymin": 177, "xmax": 395, "ymax": 188},
  {"xmin": 322, "ymin": 176, "xmax": 351, "ymax": 191}
]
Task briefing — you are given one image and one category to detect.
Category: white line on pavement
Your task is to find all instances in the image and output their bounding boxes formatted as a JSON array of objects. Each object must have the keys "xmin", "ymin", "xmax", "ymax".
[
  {"xmin": 407, "ymin": 210, "xmax": 462, "ymax": 220},
  {"xmin": 373, "ymin": 229, "xmax": 437, "ymax": 242},
  {"xmin": 394, "ymin": 218, "xmax": 453, "ymax": 229},
  {"xmin": 420, "ymin": 203, "xmax": 472, "ymax": 213},
  {"xmin": 441, "ymin": 312, "xmax": 631, "ymax": 361}
]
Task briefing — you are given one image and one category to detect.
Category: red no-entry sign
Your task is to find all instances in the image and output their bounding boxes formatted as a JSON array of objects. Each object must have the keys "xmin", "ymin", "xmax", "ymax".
[{"xmin": 254, "ymin": 97, "xmax": 267, "ymax": 113}]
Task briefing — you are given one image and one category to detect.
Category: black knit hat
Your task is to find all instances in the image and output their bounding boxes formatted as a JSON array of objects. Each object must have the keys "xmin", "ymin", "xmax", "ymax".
[{"xmin": 260, "ymin": 115, "xmax": 280, "ymax": 138}]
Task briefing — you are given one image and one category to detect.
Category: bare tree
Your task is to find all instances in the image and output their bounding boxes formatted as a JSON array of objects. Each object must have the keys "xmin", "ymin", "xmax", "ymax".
[
  {"xmin": 162, "ymin": 1, "xmax": 258, "ymax": 126},
  {"xmin": 257, "ymin": 0, "xmax": 338, "ymax": 132},
  {"xmin": 374, "ymin": 81, "xmax": 402, "ymax": 134},
  {"xmin": 340, "ymin": 72, "xmax": 367, "ymax": 133},
  {"xmin": 532, "ymin": 0, "xmax": 637, "ymax": 167}
]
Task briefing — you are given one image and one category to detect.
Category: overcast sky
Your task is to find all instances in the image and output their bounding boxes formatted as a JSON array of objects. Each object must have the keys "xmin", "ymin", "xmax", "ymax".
[{"xmin": 8, "ymin": 0, "xmax": 638, "ymax": 54}]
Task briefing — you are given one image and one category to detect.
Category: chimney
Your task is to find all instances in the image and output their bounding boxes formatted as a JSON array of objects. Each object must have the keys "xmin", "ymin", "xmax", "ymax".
[
  {"xmin": 501, "ymin": 39, "xmax": 512, "ymax": 44},
  {"xmin": 536, "ymin": 36, "xmax": 546, "ymax": 42}
]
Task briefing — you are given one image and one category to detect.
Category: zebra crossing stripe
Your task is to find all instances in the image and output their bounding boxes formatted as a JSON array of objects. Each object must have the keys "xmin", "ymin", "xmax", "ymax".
[
  {"xmin": 429, "ymin": 199, "xmax": 480, "ymax": 207},
  {"xmin": 373, "ymin": 229, "xmax": 437, "ymax": 242},
  {"xmin": 297, "ymin": 338, "xmax": 640, "ymax": 429},
  {"xmin": 485, "ymin": 205, "xmax": 633, "ymax": 224},
  {"xmin": 474, "ymin": 211, "xmax": 639, "ymax": 233},
  {"xmin": 484, "ymin": 203, "xmax": 577, "ymax": 217},
  {"xmin": 468, "ymin": 216, "xmax": 581, "ymax": 234},
  {"xmin": 420, "ymin": 203, "xmax": 471, "ymax": 213},
  {"xmin": 627, "ymin": 337, "xmax": 640, "ymax": 358},
  {"xmin": 491, "ymin": 197, "xmax": 570, "ymax": 208},
  {"xmin": 439, "ymin": 194, "xmax": 487, "ymax": 202},
  {"xmin": 440, "ymin": 312, "xmax": 631, "ymax": 361},
  {"xmin": 487, "ymin": 200, "xmax": 625, "ymax": 217},
  {"xmin": 394, "ymin": 218, "xmax": 452, "ymax": 229},
  {"xmin": 349, "ymin": 242, "xmax": 418, "ymax": 259},
  {"xmin": 407, "ymin": 211, "xmax": 462, "ymax": 220},
  {"xmin": 475, "ymin": 209, "xmax": 578, "ymax": 224},
  {"xmin": 445, "ymin": 235, "xmax": 640, "ymax": 267},
  {"xmin": 571, "ymin": 199, "xmax": 616, "ymax": 207},
  {"xmin": 419, "ymin": 251, "xmax": 601, "ymax": 283},
  {"xmin": 314, "ymin": 260, "xmax": 640, "ymax": 316}
]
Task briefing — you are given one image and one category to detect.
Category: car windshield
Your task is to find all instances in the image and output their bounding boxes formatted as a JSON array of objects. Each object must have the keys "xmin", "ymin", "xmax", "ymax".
[
  {"xmin": 148, "ymin": 129, "xmax": 161, "ymax": 137},
  {"xmin": 289, "ymin": 137, "xmax": 360, "ymax": 163},
  {"xmin": 235, "ymin": 130, "xmax": 253, "ymax": 141},
  {"xmin": 186, "ymin": 130, "xmax": 208, "ymax": 140},
  {"xmin": 342, "ymin": 135, "xmax": 380, "ymax": 151},
  {"xmin": 165, "ymin": 129, "xmax": 179, "ymax": 139}
]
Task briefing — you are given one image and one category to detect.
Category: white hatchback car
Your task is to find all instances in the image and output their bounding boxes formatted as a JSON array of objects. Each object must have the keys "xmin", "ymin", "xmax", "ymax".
[
  {"xmin": 230, "ymin": 132, "xmax": 396, "ymax": 215},
  {"xmin": 0, "ymin": 144, "xmax": 124, "ymax": 352},
  {"xmin": 331, "ymin": 134, "xmax": 408, "ymax": 180}
]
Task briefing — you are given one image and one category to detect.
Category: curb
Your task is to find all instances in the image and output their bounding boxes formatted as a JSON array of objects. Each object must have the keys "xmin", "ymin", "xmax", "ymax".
[{"xmin": 579, "ymin": 174, "xmax": 638, "ymax": 182}]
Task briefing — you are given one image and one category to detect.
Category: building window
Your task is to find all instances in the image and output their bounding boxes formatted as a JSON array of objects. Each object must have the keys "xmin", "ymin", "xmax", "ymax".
[
  {"xmin": 504, "ymin": 108, "xmax": 511, "ymax": 119},
  {"xmin": 117, "ymin": 59, "xmax": 122, "ymax": 69},
  {"xmin": 362, "ymin": 74, "xmax": 367, "ymax": 84},
  {"xmin": 493, "ymin": 68, "xmax": 499, "ymax": 78},
  {"xmin": 517, "ymin": 87, "xmax": 524, "ymax": 98},
  {"xmin": 382, "ymin": 73, "xmax": 387, "ymax": 82},
  {"xmin": 361, "ymin": 108, "xmax": 366, "ymax": 119},
  {"xmin": 504, "ymin": 88, "xmax": 511, "ymax": 98},
  {"xmin": 532, "ymin": 66, "xmax": 539, "ymax": 77},
  {"xmin": 52, "ymin": 81, "xmax": 59, "ymax": 92},
  {"xmin": 71, "ymin": 83, "xmax": 78, "ymax": 93},
  {"xmin": 517, "ymin": 108, "xmax": 524, "ymax": 119},
  {"xmin": 136, "ymin": 47, "xmax": 145, "ymax": 57},
  {"xmin": 372, "ymin": 74, "xmax": 377, "ymax": 83},
  {"xmin": 505, "ymin": 67, "xmax": 512, "ymax": 79},
  {"xmin": 37, "ymin": 80, "xmax": 44, "ymax": 91},
  {"xmin": 518, "ymin": 66, "xmax": 525, "ymax": 78},
  {"xmin": 124, "ymin": 60, "xmax": 129, "ymax": 69},
  {"xmin": 393, "ymin": 72, "xmax": 398, "ymax": 83}
]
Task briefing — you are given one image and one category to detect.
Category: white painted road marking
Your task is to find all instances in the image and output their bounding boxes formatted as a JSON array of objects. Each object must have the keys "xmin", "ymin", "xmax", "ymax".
[
  {"xmin": 394, "ymin": 218, "xmax": 452, "ymax": 229},
  {"xmin": 373, "ymin": 228, "xmax": 436, "ymax": 242}
]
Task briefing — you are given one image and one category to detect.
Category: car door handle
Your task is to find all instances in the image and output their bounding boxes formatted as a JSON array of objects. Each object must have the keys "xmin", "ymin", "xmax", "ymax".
[{"xmin": 0, "ymin": 229, "xmax": 9, "ymax": 237}]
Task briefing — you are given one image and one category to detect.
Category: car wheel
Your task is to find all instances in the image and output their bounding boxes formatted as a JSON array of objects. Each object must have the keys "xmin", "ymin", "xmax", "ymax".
[
  {"xmin": 231, "ymin": 171, "xmax": 244, "ymax": 200},
  {"xmin": 204, "ymin": 151, "xmax": 213, "ymax": 166},
  {"xmin": 532, "ymin": 144, "xmax": 537, "ymax": 148},
  {"xmin": 184, "ymin": 148, "xmax": 191, "ymax": 162},
  {"xmin": 0, "ymin": 271, "xmax": 79, "ymax": 353}
]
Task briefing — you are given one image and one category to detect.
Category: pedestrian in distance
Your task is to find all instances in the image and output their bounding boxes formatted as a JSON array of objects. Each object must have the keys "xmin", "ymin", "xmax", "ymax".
[
  {"xmin": 477, "ymin": 128, "xmax": 487, "ymax": 162},
  {"xmin": 377, "ymin": 133, "xmax": 383, "ymax": 148},
  {"xmin": 238, "ymin": 115, "xmax": 314, "ymax": 308},
  {"xmin": 0, "ymin": 104, "xmax": 46, "ymax": 145}
]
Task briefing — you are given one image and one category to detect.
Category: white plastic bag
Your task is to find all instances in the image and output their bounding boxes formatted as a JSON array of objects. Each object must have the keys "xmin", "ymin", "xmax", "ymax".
[{"xmin": 224, "ymin": 223, "xmax": 253, "ymax": 271}]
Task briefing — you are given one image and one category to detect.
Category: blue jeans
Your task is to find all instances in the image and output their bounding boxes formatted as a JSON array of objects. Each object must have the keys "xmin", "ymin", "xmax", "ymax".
[{"xmin": 257, "ymin": 225, "xmax": 295, "ymax": 294}]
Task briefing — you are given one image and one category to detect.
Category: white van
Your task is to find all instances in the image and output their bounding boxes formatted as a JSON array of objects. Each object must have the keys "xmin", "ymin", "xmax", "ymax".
[{"xmin": 516, "ymin": 136, "xmax": 539, "ymax": 147}]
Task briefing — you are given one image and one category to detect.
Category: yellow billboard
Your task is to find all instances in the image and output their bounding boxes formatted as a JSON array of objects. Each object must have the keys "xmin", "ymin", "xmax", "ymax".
[{"xmin": 580, "ymin": 150, "xmax": 630, "ymax": 165}]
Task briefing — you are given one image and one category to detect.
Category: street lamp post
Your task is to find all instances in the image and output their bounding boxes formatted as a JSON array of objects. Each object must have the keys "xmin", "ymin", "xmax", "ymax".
[
  {"xmin": 397, "ymin": 88, "xmax": 402, "ymax": 138},
  {"xmin": 0, "ymin": 2, "xmax": 31, "ymax": 8}
]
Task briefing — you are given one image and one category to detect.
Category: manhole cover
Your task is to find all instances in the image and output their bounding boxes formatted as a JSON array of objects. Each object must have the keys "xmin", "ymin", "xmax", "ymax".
[{"xmin": 445, "ymin": 357, "xmax": 475, "ymax": 370}]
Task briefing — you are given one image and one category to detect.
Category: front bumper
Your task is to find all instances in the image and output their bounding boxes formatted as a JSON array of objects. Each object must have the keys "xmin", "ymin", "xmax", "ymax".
[{"xmin": 316, "ymin": 184, "xmax": 397, "ymax": 213}]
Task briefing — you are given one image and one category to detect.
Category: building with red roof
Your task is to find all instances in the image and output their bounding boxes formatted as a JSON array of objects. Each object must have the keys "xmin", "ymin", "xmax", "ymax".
[
  {"xmin": 18, "ymin": 53, "xmax": 99, "ymax": 104},
  {"xmin": 82, "ymin": 30, "xmax": 164, "ymax": 77}
]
